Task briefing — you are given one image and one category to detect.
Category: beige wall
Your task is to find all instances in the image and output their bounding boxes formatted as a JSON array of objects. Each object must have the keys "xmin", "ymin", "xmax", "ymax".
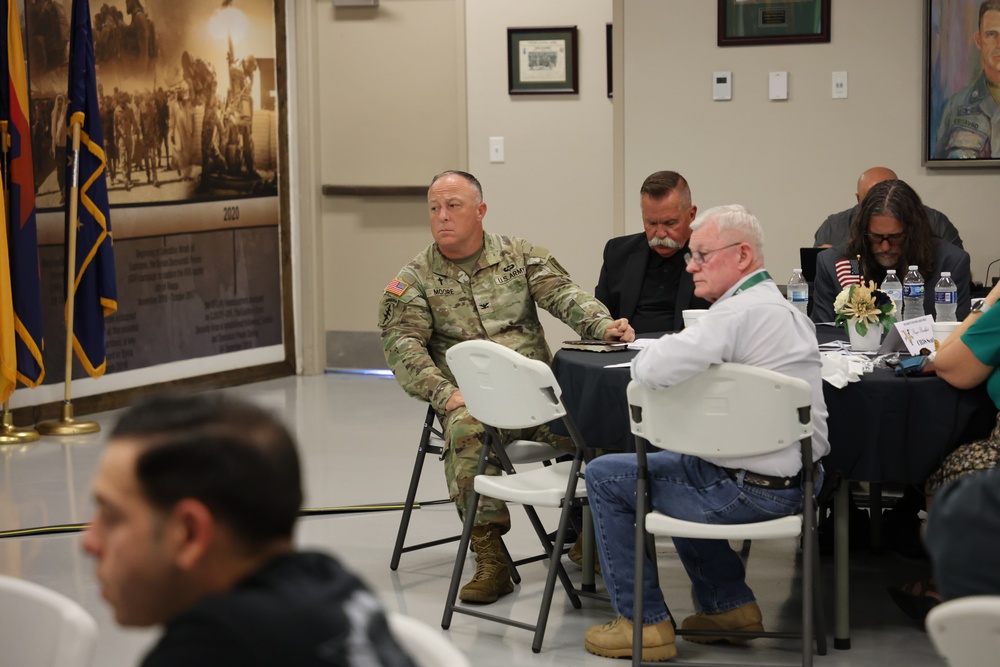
[
  {"xmin": 621, "ymin": 0, "xmax": 999, "ymax": 284},
  {"xmin": 295, "ymin": 0, "xmax": 999, "ymax": 371},
  {"xmin": 313, "ymin": 1, "xmax": 467, "ymax": 340},
  {"xmin": 465, "ymin": 1, "xmax": 614, "ymax": 349}
]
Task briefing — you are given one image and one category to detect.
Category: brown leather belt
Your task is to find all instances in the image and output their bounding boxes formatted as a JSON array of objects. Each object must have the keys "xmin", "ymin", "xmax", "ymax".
[{"xmin": 723, "ymin": 468, "xmax": 802, "ymax": 489}]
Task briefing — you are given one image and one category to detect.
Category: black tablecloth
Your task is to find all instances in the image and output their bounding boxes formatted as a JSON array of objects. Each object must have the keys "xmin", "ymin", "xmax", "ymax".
[{"xmin": 550, "ymin": 326, "xmax": 996, "ymax": 485}]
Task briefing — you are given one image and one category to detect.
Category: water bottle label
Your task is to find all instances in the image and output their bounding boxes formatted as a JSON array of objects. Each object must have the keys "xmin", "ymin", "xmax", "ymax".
[
  {"xmin": 904, "ymin": 284, "xmax": 925, "ymax": 298},
  {"xmin": 935, "ymin": 291, "xmax": 957, "ymax": 304},
  {"xmin": 789, "ymin": 290, "xmax": 808, "ymax": 303}
]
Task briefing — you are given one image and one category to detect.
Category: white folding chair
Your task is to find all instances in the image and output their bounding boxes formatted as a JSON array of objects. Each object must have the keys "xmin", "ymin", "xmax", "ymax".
[
  {"xmin": 926, "ymin": 595, "xmax": 1000, "ymax": 667},
  {"xmin": 441, "ymin": 339, "xmax": 601, "ymax": 653},
  {"xmin": 0, "ymin": 575, "xmax": 98, "ymax": 667},
  {"xmin": 390, "ymin": 405, "xmax": 456, "ymax": 570},
  {"xmin": 627, "ymin": 363, "xmax": 826, "ymax": 666},
  {"xmin": 389, "ymin": 403, "xmax": 548, "ymax": 582},
  {"xmin": 388, "ymin": 611, "xmax": 471, "ymax": 667}
]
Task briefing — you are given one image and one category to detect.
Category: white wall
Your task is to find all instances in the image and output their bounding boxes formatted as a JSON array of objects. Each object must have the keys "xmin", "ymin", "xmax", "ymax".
[
  {"xmin": 296, "ymin": 0, "xmax": 1000, "ymax": 371},
  {"xmin": 465, "ymin": 1, "xmax": 614, "ymax": 349},
  {"xmin": 314, "ymin": 0, "xmax": 467, "ymax": 336},
  {"xmin": 621, "ymin": 0, "xmax": 999, "ymax": 285}
]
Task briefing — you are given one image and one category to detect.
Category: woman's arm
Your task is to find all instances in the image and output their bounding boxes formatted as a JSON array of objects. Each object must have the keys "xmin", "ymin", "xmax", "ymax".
[{"xmin": 935, "ymin": 282, "xmax": 1000, "ymax": 389}]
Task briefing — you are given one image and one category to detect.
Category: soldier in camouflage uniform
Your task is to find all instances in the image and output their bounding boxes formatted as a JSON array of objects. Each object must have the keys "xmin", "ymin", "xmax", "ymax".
[
  {"xmin": 934, "ymin": 1, "xmax": 1000, "ymax": 159},
  {"xmin": 379, "ymin": 171, "xmax": 634, "ymax": 604}
]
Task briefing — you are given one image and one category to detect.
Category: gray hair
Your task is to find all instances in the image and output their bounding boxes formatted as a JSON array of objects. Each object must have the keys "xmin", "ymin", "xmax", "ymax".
[{"xmin": 691, "ymin": 204, "xmax": 765, "ymax": 261}]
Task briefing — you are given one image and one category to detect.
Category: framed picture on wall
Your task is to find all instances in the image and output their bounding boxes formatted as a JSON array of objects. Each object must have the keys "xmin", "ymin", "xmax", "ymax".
[
  {"xmin": 606, "ymin": 23, "xmax": 613, "ymax": 98},
  {"xmin": 507, "ymin": 26, "xmax": 579, "ymax": 95},
  {"xmin": 717, "ymin": 0, "xmax": 831, "ymax": 46},
  {"xmin": 926, "ymin": 0, "xmax": 1000, "ymax": 167}
]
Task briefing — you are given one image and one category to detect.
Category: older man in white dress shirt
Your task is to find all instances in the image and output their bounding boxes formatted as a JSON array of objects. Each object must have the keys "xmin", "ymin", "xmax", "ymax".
[{"xmin": 583, "ymin": 204, "xmax": 830, "ymax": 662}]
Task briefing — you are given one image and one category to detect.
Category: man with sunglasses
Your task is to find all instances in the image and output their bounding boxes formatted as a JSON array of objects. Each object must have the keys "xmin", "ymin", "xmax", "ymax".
[
  {"xmin": 584, "ymin": 204, "xmax": 829, "ymax": 661},
  {"xmin": 811, "ymin": 179, "xmax": 971, "ymax": 324}
]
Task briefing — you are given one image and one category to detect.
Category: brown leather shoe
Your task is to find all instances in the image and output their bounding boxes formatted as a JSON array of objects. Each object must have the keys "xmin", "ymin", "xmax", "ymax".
[
  {"xmin": 681, "ymin": 602, "xmax": 764, "ymax": 644},
  {"xmin": 459, "ymin": 525, "xmax": 514, "ymax": 604},
  {"xmin": 584, "ymin": 616, "xmax": 677, "ymax": 661}
]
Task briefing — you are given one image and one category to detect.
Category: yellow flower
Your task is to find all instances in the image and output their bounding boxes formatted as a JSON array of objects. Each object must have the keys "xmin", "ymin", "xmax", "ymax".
[{"xmin": 833, "ymin": 280, "xmax": 898, "ymax": 336}]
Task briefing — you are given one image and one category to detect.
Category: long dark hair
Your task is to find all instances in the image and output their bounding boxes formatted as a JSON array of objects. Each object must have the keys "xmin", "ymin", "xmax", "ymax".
[{"xmin": 846, "ymin": 179, "xmax": 938, "ymax": 284}]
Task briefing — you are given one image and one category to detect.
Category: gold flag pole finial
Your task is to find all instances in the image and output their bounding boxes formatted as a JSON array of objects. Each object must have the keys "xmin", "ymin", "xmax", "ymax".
[{"xmin": 36, "ymin": 113, "xmax": 99, "ymax": 436}]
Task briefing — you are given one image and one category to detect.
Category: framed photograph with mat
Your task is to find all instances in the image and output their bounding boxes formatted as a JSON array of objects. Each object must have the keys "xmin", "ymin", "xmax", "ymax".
[
  {"xmin": 717, "ymin": 0, "xmax": 831, "ymax": 47},
  {"xmin": 507, "ymin": 26, "xmax": 579, "ymax": 95}
]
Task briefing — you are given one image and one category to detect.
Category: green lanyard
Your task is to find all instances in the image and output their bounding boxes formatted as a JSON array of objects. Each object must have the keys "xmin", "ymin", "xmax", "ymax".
[{"xmin": 732, "ymin": 270, "xmax": 772, "ymax": 296}]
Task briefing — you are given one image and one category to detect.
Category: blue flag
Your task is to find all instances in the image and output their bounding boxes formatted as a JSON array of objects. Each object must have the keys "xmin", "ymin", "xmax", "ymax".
[
  {"xmin": 65, "ymin": 0, "xmax": 116, "ymax": 378},
  {"xmin": 1, "ymin": 0, "xmax": 45, "ymax": 388}
]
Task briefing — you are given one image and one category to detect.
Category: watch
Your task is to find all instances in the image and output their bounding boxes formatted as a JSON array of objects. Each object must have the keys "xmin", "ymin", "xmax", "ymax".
[{"xmin": 971, "ymin": 298, "xmax": 992, "ymax": 314}]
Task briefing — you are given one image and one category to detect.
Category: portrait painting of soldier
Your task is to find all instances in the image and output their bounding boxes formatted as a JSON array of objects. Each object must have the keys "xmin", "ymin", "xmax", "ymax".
[{"xmin": 929, "ymin": 0, "xmax": 1000, "ymax": 161}]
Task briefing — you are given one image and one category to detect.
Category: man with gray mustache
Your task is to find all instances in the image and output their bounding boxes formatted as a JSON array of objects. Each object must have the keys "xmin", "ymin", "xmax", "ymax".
[{"xmin": 595, "ymin": 171, "xmax": 711, "ymax": 333}]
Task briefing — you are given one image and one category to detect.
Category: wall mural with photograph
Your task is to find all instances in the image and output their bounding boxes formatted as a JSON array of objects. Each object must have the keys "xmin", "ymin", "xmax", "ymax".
[{"xmin": 21, "ymin": 0, "xmax": 283, "ymax": 385}]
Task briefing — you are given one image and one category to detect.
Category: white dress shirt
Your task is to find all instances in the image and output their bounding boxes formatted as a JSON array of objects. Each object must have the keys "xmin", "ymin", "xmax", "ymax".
[{"xmin": 631, "ymin": 270, "xmax": 831, "ymax": 476}]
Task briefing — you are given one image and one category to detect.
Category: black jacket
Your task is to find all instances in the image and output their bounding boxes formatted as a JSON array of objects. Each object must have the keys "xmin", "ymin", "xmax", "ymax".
[{"xmin": 594, "ymin": 232, "xmax": 709, "ymax": 333}]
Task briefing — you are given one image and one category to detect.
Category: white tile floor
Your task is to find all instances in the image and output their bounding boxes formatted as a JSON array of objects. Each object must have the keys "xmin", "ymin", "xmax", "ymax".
[{"xmin": 0, "ymin": 374, "xmax": 942, "ymax": 666}]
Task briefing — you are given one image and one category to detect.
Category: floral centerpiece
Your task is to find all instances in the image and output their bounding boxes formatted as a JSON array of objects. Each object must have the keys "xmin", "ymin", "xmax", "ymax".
[{"xmin": 833, "ymin": 280, "xmax": 898, "ymax": 339}]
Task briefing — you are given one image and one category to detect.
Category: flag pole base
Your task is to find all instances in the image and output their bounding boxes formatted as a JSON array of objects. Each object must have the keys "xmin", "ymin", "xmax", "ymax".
[
  {"xmin": 0, "ymin": 412, "xmax": 41, "ymax": 444},
  {"xmin": 35, "ymin": 402, "xmax": 100, "ymax": 436}
]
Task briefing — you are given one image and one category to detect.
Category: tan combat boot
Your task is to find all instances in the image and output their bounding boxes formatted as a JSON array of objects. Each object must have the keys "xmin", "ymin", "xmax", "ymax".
[
  {"xmin": 459, "ymin": 525, "xmax": 515, "ymax": 604},
  {"xmin": 681, "ymin": 601, "xmax": 764, "ymax": 644}
]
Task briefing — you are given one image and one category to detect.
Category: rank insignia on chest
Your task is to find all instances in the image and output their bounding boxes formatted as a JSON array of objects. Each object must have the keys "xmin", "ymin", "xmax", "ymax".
[{"xmin": 384, "ymin": 279, "xmax": 409, "ymax": 296}]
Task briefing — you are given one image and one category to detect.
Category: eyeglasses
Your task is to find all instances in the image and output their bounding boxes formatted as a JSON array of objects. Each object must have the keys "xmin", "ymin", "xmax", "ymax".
[
  {"xmin": 865, "ymin": 231, "xmax": 906, "ymax": 246},
  {"xmin": 684, "ymin": 242, "xmax": 742, "ymax": 266}
]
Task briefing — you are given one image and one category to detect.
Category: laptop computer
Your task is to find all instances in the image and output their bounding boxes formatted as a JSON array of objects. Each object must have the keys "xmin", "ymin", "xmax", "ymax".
[{"xmin": 799, "ymin": 247, "xmax": 824, "ymax": 283}]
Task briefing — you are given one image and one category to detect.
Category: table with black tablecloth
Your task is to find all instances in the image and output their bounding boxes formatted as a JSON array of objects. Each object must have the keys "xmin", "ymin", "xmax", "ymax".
[{"xmin": 549, "ymin": 326, "xmax": 996, "ymax": 649}]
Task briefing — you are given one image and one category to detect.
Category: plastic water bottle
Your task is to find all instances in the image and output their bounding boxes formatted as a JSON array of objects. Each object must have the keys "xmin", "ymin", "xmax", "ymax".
[
  {"xmin": 903, "ymin": 265, "xmax": 925, "ymax": 320},
  {"xmin": 786, "ymin": 269, "xmax": 809, "ymax": 315},
  {"xmin": 881, "ymin": 270, "xmax": 903, "ymax": 320},
  {"xmin": 934, "ymin": 272, "xmax": 958, "ymax": 321}
]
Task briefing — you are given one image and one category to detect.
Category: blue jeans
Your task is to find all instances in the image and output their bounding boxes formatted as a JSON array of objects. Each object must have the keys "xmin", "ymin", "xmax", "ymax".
[{"xmin": 586, "ymin": 451, "xmax": 816, "ymax": 624}]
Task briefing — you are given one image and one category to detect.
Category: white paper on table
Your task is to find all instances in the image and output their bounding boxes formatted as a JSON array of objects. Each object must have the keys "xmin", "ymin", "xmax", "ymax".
[
  {"xmin": 820, "ymin": 351, "xmax": 865, "ymax": 388},
  {"xmin": 627, "ymin": 338, "xmax": 657, "ymax": 350},
  {"xmin": 603, "ymin": 362, "xmax": 633, "ymax": 369}
]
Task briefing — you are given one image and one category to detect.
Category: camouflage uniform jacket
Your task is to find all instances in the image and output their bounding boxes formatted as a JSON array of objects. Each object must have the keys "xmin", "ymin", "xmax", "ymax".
[
  {"xmin": 935, "ymin": 70, "xmax": 1000, "ymax": 159},
  {"xmin": 379, "ymin": 233, "xmax": 613, "ymax": 412}
]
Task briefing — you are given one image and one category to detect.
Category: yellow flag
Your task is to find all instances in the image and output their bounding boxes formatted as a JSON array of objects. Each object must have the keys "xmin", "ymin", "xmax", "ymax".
[{"xmin": 0, "ymin": 183, "xmax": 15, "ymax": 402}]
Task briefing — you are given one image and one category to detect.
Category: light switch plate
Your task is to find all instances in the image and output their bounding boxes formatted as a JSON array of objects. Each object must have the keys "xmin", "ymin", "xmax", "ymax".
[
  {"xmin": 489, "ymin": 137, "xmax": 505, "ymax": 163},
  {"xmin": 769, "ymin": 71, "xmax": 788, "ymax": 100}
]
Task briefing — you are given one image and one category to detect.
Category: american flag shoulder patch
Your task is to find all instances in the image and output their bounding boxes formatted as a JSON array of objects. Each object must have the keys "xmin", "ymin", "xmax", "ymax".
[
  {"xmin": 834, "ymin": 259, "xmax": 862, "ymax": 289},
  {"xmin": 384, "ymin": 279, "xmax": 409, "ymax": 296}
]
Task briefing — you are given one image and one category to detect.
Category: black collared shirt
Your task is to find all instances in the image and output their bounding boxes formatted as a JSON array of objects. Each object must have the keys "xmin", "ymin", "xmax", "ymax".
[{"xmin": 631, "ymin": 248, "xmax": 687, "ymax": 334}]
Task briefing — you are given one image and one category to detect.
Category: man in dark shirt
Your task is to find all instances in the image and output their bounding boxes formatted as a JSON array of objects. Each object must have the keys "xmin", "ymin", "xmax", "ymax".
[
  {"xmin": 83, "ymin": 394, "xmax": 417, "ymax": 667},
  {"xmin": 595, "ymin": 171, "xmax": 710, "ymax": 333}
]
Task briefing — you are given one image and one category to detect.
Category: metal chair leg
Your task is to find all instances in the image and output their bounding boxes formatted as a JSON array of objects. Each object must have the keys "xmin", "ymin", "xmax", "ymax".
[
  {"xmin": 441, "ymin": 488, "xmax": 480, "ymax": 630},
  {"xmin": 390, "ymin": 407, "xmax": 440, "ymax": 570},
  {"xmin": 392, "ymin": 406, "xmax": 524, "ymax": 582}
]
